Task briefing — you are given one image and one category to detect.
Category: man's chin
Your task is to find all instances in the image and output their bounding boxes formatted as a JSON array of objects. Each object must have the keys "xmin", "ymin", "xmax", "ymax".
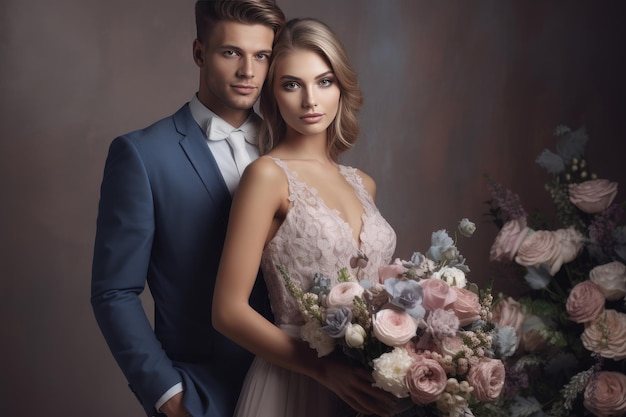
[
  {"xmin": 228, "ymin": 88, "xmax": 261, "ymax": 104},
  {"xmin": 229, "ymin": 98, "xmax": 260, "ymax": 111},
  {"xmin": 233, "ymin": 94, "xmax": 259, "ymax": 110}
]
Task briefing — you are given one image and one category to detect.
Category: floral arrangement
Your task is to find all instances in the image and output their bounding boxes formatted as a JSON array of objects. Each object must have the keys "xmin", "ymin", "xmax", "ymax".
[
  {"xmin": 279, "ymin": 219, "xmax": 514, "ymax": 417},
  {"xmin": 486, "ymin": 125, "xmax": 626, "ymax": 417}
]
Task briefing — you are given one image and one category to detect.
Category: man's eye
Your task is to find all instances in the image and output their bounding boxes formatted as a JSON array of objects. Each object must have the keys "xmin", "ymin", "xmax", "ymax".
[
  {"xmin": 223, "ymin": 50, "xmax": 238, "ymax": 57},
  {"xmin": 256, "ymin": 53, "xmax": 269, "ymax": 60}
]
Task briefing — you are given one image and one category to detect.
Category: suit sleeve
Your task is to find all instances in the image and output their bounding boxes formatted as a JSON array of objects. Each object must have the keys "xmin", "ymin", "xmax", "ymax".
[{"xmin": 91, "ymin": 135, "xmax": 181, "ymax": 412}]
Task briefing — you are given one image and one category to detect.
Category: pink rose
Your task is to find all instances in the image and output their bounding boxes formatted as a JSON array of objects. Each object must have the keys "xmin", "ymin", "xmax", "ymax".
[
  {"xmin": 492, "ymin": 297, "xmax": 526, "ymax": 348},
  {"xmin": 581, "ymin": 309, "xmax": 626, "ymax": 360},
  {"xmin": 373, "ymin": 308, "xmax": 419, "ymax": 346},
  {"xmin": 467, "ymin": 358, "xmax": 505, "ymax": 402},
  {"xmin": 326, "ymin": 282, "xmax": 364, "ymax": 308},
  {"xmin": 589, "ymin": 261, "xmax": 626, "ymax": 301},
  {"xmin": 569, "ymin": 179, "xmax": 618, "ymax": 214},
  {"xmin": 554, "ymin": 227, "xmax": 584, "ymax": 263},
  {"xmin": 566, "ymin": 280, "xmax": 605, "ymax": 323},
  {"xmin": 450, "ymin": 287, "xmax": 481, "ymax": 326},
  {"xmin": 405, "ymin": 355, "xmax": 447, "ymax": 404},
  {"xmin": 420, "ymin": 278, "xmax": 457, "ymax": 312},
  {"xmin": 437, "ymin": 335, "xmax": 464, "ymax": 357},
  {"xmin": 584, "ymin": 371, "xmax": 626, "ymax": 417},
  {"xmin": 378, "ymin": 258, "xmax": 406, "ymax": 284},
  {"xmin": 515, "ymin": 230, "xmax": 563, "ymax": 275},
  {"xmin": 490, "ymin": 217, "xmax": 530, "ymax": 262}
]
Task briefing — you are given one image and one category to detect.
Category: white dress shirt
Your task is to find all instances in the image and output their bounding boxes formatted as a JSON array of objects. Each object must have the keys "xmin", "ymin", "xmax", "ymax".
[{"xmin": 189, "ymin": 94, "xmax": 261, "ymax": 194}]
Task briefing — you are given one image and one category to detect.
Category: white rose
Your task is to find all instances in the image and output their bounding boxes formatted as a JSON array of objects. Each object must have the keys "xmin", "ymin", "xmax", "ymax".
[
  {"xmin": 590, "ymin": 261, "xmax": 626, "ymax": 301},
  {"xmin": 458, "ymin": 218, "xmax": 476, "ymax": 238},
  {"xmin": 345, "ymin": 323, "xmax": 367, "ymax": 348},
  {"xmin": 372, "ymin": 347, "xmax": 414, "ymax": 398},
  {"xmin": 300, "ymin": 320, "xmax": 336, "ymax": 357},
  {"xmin": 435, "ymin": 267, "xmax": 467, "ymax": 288}
]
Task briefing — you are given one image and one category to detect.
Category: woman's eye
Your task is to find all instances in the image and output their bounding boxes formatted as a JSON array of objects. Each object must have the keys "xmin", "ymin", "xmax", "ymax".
[
  {"xmin": 283, "ymin": 82, "xmax": 300, "ymax": 91},
  {"xmin": 319, "ymin": 78, "xmax": 334, "ymax": 87}
]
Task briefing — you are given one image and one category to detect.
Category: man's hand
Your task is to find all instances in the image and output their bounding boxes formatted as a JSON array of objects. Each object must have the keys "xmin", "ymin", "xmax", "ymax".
[{"xmin": 159, "ymin": 392, "xmax": 191, "ymax": 417}]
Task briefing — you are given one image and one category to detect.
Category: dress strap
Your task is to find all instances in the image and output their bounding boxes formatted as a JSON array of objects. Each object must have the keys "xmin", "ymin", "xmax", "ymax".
[
  {"xmin": 339, "ymin": 165, "xmax": 376, "ymax": 212},
  {"xmin": 264, "ymin": 156, "xmax": 307, "ymax": 204}
]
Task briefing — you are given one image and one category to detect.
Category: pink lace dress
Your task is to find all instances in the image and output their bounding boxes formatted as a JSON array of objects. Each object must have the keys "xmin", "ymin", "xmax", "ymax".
[{"xmin": 233, "ymin": 157, "xmax": 397, "ymax": 417}]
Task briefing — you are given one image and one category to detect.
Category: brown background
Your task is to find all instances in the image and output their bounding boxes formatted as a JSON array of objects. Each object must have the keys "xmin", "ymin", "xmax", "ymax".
[{"xmin": 1, "ymin": 1, "xmax": 625, "ymax": 416}]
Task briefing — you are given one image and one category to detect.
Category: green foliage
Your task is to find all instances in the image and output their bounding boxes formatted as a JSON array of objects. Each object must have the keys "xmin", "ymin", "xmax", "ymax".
[
  {"xmin": 549, "ymin": 368, "xmax": 593, "ymax": 417},
  {"xmin": 337, "ymin": 267, "xmax": 351, "ymax": 282}
]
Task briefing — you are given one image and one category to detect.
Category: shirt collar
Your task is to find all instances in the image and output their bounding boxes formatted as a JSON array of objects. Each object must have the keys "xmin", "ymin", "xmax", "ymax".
[{"xmin": 189, "ymin": 94, "xmax": 260, "ymax": 145}]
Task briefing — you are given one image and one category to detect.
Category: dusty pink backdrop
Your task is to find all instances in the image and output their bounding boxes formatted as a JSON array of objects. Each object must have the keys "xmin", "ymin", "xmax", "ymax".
[{"xmin": 1, "ymin": 1, "xmax": 624, "ymax": 416}]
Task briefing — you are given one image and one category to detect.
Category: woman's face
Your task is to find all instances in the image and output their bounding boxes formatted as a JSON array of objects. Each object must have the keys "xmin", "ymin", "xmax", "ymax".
[{"xmin": 272, "ymin": 49, "xmax": 340, "ymax": 139}]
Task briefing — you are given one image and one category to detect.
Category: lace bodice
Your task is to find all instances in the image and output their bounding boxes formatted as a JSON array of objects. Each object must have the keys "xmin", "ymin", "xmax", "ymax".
[{"xmin": 260, "ymin": 157, "xmax": 397, "ymax": 326}]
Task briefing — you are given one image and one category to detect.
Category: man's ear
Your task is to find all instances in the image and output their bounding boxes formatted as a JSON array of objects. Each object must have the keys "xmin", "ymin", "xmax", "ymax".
[{"xmin": 193, "ymin": 39, "xmax": 205, "ymax": 67}]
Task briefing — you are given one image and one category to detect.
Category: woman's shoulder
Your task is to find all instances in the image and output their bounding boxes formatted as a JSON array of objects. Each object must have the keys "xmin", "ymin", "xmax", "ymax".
[{"xmin": 241, "ymin": 155, "xmax": 288, "ymax": 185}]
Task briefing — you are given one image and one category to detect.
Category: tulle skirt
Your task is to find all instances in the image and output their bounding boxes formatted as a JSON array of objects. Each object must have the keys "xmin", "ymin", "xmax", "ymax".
[{"xmin": 233, "ymin": 325, "xmax": 353, "ymax": 417}]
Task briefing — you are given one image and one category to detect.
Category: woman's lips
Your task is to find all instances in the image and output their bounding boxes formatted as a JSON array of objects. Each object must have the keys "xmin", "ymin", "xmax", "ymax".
[{"xmin": 300, "ymin": 113, "xmax": 324, "ymax": 123}]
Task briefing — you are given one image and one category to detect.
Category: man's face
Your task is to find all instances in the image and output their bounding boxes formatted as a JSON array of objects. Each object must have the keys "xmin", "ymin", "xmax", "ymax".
[{"xmin": 194, "ymin": 20, "xmax": 274, "ymax": 127}]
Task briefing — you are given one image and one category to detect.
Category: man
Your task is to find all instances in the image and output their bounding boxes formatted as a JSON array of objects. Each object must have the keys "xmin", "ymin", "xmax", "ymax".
[{"xmin": 91, "ymin": 2, "xmax": 285, "ymax": 416}]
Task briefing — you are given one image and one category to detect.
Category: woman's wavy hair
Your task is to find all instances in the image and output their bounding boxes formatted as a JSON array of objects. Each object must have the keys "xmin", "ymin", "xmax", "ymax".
[
  {"xmin": 195, "ymin": 0, "xmax": 285, "ymax": 43},
  {"xmin": 258, "ymin": 18, "xmax": 363, "ymax": 161}
]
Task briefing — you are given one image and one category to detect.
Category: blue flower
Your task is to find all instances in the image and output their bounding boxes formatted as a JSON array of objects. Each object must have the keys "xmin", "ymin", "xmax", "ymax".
[
  {"xmin": 535, "ymin": 149, "xmax": 565, "ymax": 174},
  {"xmin": 407, "ymin": 251, "xmax": 426, "ymax": 266},
  {"xmin": 384, "ymin": 278, "xmax": 425, "ymax": 319},
  {"xmin": 425, "ymin": 229, "xmax": 454, "ymax": 262},
  {"xmin": 556, "ymin": 125, "xmax": 588, "ymax": 163},
  {"xmin": 494, "ymin": 326, "xmax": 517, "ymax": 358},
  {"xmin": 322, "ymin": 306, "xmax": 353, "ymax": 338},
  {"xmin": 523, "ymin": 266, "xmax": 552, "ymax": 290},
  {"xmin": 310, "ymin": 272, "xmax": 331, "ymax": 297}
]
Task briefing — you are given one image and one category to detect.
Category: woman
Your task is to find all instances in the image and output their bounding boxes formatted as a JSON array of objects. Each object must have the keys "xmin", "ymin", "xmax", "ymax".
[{"xmin": 212, "ymin": 18, "xmax": 397, "ymax": 417}]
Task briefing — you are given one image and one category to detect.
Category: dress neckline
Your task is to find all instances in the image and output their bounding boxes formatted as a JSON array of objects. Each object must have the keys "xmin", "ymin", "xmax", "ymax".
[{"xmin": 268, "ymin": 156, "xmax": 369, "ymax": 251}]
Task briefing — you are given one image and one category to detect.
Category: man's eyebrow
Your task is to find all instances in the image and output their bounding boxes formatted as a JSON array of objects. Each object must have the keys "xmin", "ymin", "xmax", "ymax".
[
  {"xmin": 218, "ymin": 45, "xmax": 272, "ymax": 55},
  {"xmin": 217, "ymin": 44, "xmax": 242, "ymax": 51}
]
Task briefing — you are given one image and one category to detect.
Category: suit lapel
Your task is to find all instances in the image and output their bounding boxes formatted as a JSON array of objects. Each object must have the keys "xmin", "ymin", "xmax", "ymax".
[{"xmin": 174, "ymin": 105, "xmax": 232, "ymax": 223}]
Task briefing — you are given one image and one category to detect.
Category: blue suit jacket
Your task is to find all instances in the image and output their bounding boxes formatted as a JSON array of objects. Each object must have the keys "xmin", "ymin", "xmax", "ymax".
[{"xmin": 91, "ymin": 104, "xmax": 269, "ymax": 417}]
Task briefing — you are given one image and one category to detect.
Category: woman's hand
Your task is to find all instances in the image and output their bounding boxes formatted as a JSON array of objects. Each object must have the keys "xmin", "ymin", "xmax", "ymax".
[{"xmin": 316, "ymin": 353, "xmax": 397, "ymax": 417}]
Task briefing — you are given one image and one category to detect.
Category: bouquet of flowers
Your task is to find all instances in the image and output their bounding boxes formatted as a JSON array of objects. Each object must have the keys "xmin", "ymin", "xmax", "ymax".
[
  {"xmin": 279, "ymin": 219, "xmax": 514, "ymax": 417},
  {"xmin": 486, "ymin": 125, "xmax": 626, "ymax": 417}
]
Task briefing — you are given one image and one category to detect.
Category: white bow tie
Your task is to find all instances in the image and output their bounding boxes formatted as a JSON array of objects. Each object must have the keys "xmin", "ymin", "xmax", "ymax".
[
  {"xmin": 206, "ymin": 117, "xmax": 254, "ymax": 176},
  {"xmin": 206, "ymin": 117, "xmax": 256, "ymax": 145}
]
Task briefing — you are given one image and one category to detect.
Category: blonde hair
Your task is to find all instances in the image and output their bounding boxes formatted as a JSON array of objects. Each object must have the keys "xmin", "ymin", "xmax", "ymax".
[{"xmin": 258, "ymin": 18, "xmax": 363, "ymax": 161}]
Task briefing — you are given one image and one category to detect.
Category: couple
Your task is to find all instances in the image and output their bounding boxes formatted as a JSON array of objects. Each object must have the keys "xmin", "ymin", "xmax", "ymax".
[{"xmin": 91, "ymin": 1, "xmax": 400, "ymax": 417}]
